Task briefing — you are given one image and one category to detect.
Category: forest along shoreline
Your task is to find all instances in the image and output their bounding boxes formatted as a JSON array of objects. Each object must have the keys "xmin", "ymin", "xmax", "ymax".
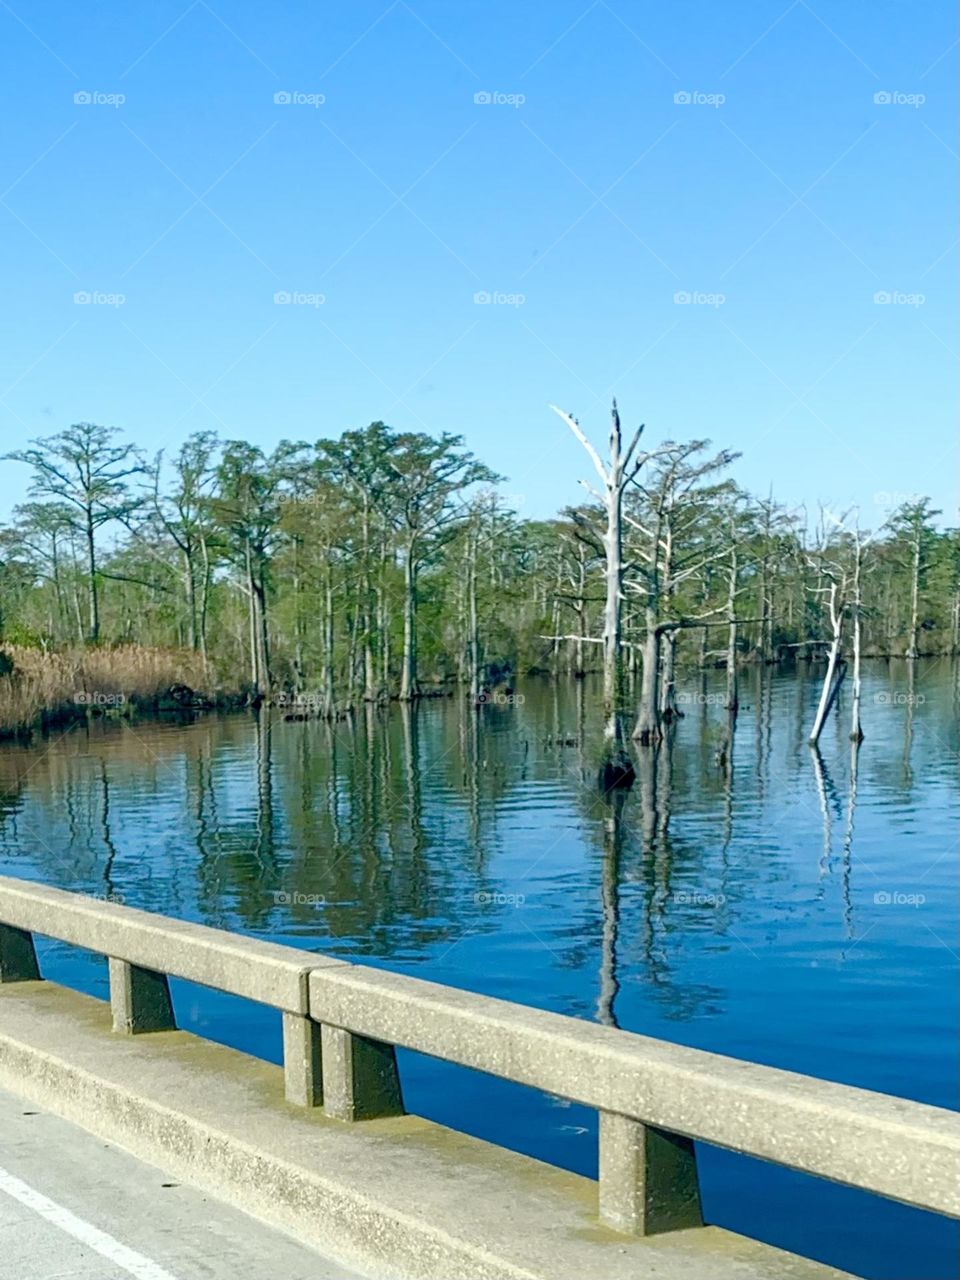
[
  {"xmin": 0, "ymin": 642, "xmax": 945, "ymax": 743},
  {"xmin": 1, "ymin": 417, "xmax": 955, "ymax": 752}
]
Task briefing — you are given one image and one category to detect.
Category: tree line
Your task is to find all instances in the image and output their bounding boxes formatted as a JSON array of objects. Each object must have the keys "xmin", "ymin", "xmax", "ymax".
[{"xmin": 1, "ymin": 412, "xmax": 955, "ymax": 749}]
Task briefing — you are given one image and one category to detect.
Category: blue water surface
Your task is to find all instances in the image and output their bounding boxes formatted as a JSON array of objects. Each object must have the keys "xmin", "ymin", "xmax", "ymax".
[{"xmin": 0, "ymin": 660, "xmax": 956, "ymax": 1279}]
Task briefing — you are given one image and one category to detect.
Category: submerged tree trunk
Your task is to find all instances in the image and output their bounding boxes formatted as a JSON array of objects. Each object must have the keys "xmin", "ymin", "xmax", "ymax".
[
  {"xmin": 346, "ymin": 592, "xmax": 362, "ymax": 707},
  {"xmin": 467, "ymin": 526, "xmax": 481, "ymax": 703},
  {"xmin": 906, "ymin": 525, "xmax": 921, "ymax": 659},
  {"xmin": 321, "ymin": 561, "xmax": 335, "ymax": 718},
  {"xmin": 755, "ymin": 496, "xmax": 773, "ymax": 662},
  {"xmin": 362, "ymin": 499, "xmax": 376, "ymax": 700},
  {"xmin": 378, "ymin": 589, "xmax": 390, "ymax": 702},
  {"xmin": 633, "ymin": 610, "xmax": 660, "ymax": 745},
  {"xmin": 716, "ymin": 537, "xmax": 742, "ymax": 766},
  {"xmin": 550, "ymin": 554, "xmax": 563, "ymax": 672},
  {"xmin": 659, "ymin": 628, "xmax": 678, "ymax": 722},
  {"xmin": 244, "ymin": 539, "xmax": 259, "ymax": 693},
  {"xmin": 291, "ymin": 536, "xmax": 305, "ymax": 692},
  {"xmin": 658, "ymin": 526, "xmax": 678, "ymax": 723},
  {"xmin": 574, "ymin": 541, "xmax": 588, "ymax": 677},
  {"xmin": 400, "ymin": 543, "xmax": 419, "ymax": 702},
  {"xmin": 716, "ymin": 704, "xmax": 737, "ymax": 771},
  {"xmin": 254, "ymin": 564, "xmax": 270, "ymax": 695},
  {"xmin": 576, "ymin": 597, "xmax": 587, "ymax": 678},
  {"xmin": 849, "ymin": 537, "xmax": 864, "ymax": 743},
  {"xmin": 725, "ymin": 545, "xmax": 739, "ymax": 714},
  {"xmin": 600, "ymin": 454, "xmax": 627, "ymax": 763},
  {"xmin": 809, "ymin": 581, "xmax": 844, "ymax": 745},
  {"xmin": 725, "ymin": 621, "xmax": 738, "ymax": 711},
  {"xmin": 551, "ymin": 401, "xmax": 644, "ymax": 788}
]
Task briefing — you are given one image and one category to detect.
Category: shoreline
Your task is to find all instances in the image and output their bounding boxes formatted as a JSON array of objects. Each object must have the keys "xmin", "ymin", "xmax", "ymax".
[{"xmin": 1, "ymin": 645, "xmax": 947, "ymax": 742}]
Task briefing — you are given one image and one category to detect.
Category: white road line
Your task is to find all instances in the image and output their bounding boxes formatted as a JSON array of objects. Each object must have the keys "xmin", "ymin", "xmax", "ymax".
[{"xmin": 0, "ymin": 1165, "xmax": 182, "ymax": 1280}]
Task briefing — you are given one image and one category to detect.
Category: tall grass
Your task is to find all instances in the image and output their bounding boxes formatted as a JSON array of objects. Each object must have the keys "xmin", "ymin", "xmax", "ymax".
[{"xmin": 0, "ymin": 645, "xmax": 218, "ymax": 736}]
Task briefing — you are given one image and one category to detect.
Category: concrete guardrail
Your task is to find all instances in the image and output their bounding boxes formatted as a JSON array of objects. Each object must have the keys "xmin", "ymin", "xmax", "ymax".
[{"xmin": 0, "ymin": 874, "xmax": 957, "ymax": 1240}]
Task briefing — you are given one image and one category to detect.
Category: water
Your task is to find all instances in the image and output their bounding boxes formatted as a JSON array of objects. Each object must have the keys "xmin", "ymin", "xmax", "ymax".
[{"xmin": 0, "ymin": 660, "xmax": 956, "ymax": 1279}]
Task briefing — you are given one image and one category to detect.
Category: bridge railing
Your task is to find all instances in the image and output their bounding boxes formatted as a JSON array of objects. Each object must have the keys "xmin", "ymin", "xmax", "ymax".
[
  {"xmin": 0, "ymin": 876, "xmax": 347, "ymax": 1109},
  {"xmin": 0, "ymin": 875, "xmax": 957, "ymax": 1239}
]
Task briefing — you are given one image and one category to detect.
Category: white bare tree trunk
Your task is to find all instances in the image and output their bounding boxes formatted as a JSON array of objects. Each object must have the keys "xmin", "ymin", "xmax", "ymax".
[
  {"xmin": 849, "ymin": 536, "xmax": 864, "ymax": 743},
  {"xmin": 633, "ymin": 613, "xmax": 660, "ymax": 744},
  {"xmin": 725, "ymin": 544, "xmax": 739, "ymax": 714},
  {"xmin": 551, "ymin": 401, "xmax": 647, "ymax": 785},
  {"xmin": 658, "ymin": 527, "xmax": 678, "ymax": 722},
  {"xmin": 659, "ymin": 629, "xmax": 678, "ymax": 721},
  {"xmin": 601, "ymin": 464, "xmax": 626, "ymax": 757},
  {"xmin": 574, "ymin": 544, "xmax": 587, "ymax": 676},
  {"xmin": 809, "ymin": 581, "xmax": 843, "ymax": 745}
]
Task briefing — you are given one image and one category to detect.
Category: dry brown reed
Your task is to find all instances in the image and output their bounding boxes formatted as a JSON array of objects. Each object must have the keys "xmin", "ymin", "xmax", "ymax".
[{"xmin": 0, "ymin": 645, "xmax": 216, "ymax": 736}]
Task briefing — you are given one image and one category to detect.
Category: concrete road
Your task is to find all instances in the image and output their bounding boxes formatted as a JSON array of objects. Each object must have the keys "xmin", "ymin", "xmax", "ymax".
[{"xmin": 0, "ymin": 1084, "xmax": 363, "ymax": 1280}]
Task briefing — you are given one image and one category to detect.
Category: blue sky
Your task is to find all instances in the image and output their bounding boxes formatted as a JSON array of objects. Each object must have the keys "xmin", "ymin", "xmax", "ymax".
[{"xmin": 1, "ymin": 0, "xmax": 956, "ymax": 526}]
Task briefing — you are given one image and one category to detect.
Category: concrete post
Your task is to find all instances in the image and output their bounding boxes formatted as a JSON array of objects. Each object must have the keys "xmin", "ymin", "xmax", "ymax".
[
  {"xmin": 282, "ymin": 1012, "xmax": 323, "ymax": 1107},
  {"xmin": 321, "ymin": 1024, "xmax": 404, "ymax": 1121},
  {"xmin": 598, "ymin": 1111, "xmax": 703, "ymax": 1236},
  {"xmin": 109, "ymin": 957, "xmax": 176, "ymax": 1034},
  {"xmin": 0, "ymin": 924, "xmax": 41, "ymax": 983}
]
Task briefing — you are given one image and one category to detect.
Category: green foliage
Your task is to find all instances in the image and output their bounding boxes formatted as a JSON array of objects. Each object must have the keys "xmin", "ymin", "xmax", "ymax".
[{"xmin": 3, "ymin": 420, "xmax": 955, "ymax": 699}]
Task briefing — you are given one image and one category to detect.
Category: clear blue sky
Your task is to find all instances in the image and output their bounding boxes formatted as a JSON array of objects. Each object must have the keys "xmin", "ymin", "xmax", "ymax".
[{"xmin": 1, "ymin": 1, "xmax": 956, "ymax": 526}]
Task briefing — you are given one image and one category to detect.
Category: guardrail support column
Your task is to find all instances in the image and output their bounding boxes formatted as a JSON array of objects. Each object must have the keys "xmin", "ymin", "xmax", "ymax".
[
  {"xmin": 598, "ymin": 1112, "xmax": 702, "ymax": 1236},
  {"xmin": 282, "ymin": 1012, "xmax": 323, "ymax": 1107},
  {"xmin": 321, "ymin": 1025, "xmax": 404, "ymax": 1121},
  {"xmin": 0, "ymin": 924, "xmax": 40, "ymax": 982},
  {"xmin": 109, "ymin": 957, "xmax": 176, "ymax": 1034}
]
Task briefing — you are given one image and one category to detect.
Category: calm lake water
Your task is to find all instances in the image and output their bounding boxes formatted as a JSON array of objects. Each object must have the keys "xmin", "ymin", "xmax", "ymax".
[{"xmin": 0, "ymin": 661, "xmax": 957, "ymax": 1279}]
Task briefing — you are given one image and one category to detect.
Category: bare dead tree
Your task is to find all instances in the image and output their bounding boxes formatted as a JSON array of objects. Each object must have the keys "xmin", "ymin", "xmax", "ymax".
[
  {"xmin": 808, "ymin": 507, "xmax": 853, "ymax": 746},
  {"xmin": 848, "ymin": 523, "xmax": 866, "ymax": 744},
  {"xmin": 624, "ymin": 447, "xmax": 739, "ymax": 744},
  {"xmin": 550, "ymin": 400, "xmax": 653, "ymax": 788}
]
